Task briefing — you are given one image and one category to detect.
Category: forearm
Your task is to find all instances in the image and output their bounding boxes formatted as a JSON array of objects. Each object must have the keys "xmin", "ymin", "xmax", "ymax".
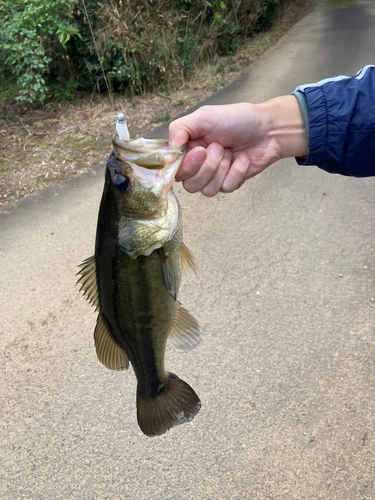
[
  {"xmin": 295, "ymin": 66, "xmax": 375, "ymax": 177},
  {"xmin": 257, "ymin": 95, "xmax": 309, "ymax": 160}
]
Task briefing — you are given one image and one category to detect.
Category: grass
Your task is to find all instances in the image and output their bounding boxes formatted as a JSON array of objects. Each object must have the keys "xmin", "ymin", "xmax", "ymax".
[
  {"xmin": 128, "ymin": 98, "xmax": 140, "ymax": 108},
  {"xmin": 149, "ymin": 111, "xmax": 171, "ymax": 124},
  {"xmin": 249, "ymin": 36, "xmax": 268, "ymax": 52},
  {"xmin": 36, "ymin": 172, "xmax": 70, "ymax": 185},
  {"xmin": 216, "ymin": 63, "xmax": 225, "ymax": 75},
  {"xmin": 326, "ymin": 0, "xmax": 356, "ymax": 6}
]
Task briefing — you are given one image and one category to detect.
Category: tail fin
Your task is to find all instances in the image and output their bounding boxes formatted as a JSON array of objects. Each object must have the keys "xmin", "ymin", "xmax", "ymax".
[{"xmin": 137, "ymin": 373, "xmax": 201, "ymax": 437}]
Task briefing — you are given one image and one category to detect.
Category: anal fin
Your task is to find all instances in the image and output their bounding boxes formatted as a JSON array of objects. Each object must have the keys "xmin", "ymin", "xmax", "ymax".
[
  {"xmin": 94, "ymin": 314, "xmax": 129, "ymax": 371},
  {"xmin": 168, "ymin": 303, "xmax": 201, "ymax": 352}
]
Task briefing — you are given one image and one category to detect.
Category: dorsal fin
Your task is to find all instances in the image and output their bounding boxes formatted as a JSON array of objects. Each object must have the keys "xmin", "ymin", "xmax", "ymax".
[
  {"xmin": 77, "ymin": 256, "xmax": 99, "ymax": 311},
  {"xmin": 94, "ymin": 314, "xmax": 129, "ymax": 371},
  {"xmin": 181, "ymin": 243, "xmax": 197, "ymax": 277},
  {"xmin": 168, "ymin": 303, "xmax": 201, "ymax": 352}
]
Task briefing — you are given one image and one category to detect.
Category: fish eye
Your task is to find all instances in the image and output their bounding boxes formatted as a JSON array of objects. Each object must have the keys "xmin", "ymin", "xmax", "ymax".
[{"xmin": 114, "ymin": 174, "xmax": 130, "ymax": 192}]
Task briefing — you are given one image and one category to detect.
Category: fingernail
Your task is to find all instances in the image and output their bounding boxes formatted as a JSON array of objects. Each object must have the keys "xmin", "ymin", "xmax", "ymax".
[
  {"xmin": 238, "ymin": 153, "xmax": 249, "ymax": 164},
  {"xmin": 192, "ymin": 148, "xmax": 206, "ymax": 165},
  {"xmin": 223, "ymin": 149, "xmax": 231, "ymax": 158},
  {"xmin": 208, "ymin": 143, "xmax": 223, "ymax": 157}
]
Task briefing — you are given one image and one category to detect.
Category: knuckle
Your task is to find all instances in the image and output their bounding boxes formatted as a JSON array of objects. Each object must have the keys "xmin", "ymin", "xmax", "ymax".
[
  {"xmin": 203, "ymin": 161, "xmax": 218, "ymax": 175},
  {"xmin": 232, "ymin": 166, "xmax": 244, "ymax": 179},
  {"xmin": 199, "ymin": 105, "xmax": 212, "ymax": 114}
]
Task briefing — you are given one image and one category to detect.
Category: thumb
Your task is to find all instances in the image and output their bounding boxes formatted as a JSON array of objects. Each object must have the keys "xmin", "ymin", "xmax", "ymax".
[{"xmin": 169, "ymin": 118, "xmax": 191, "ymax": 149}]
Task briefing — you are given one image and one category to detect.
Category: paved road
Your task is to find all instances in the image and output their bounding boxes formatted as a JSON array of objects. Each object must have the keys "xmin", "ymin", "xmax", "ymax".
[{"xmin": 1, "ymin": 1, "xmax": 375, "ymax": 499}]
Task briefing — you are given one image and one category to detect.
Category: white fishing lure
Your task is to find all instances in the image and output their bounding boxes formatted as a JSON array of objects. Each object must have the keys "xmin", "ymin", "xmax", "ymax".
[{"xmin": 116, "ymin": 113, "xmax": 130, "ymax": 141}]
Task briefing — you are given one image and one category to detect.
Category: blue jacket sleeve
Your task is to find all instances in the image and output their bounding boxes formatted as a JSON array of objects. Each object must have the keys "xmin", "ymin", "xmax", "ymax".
[{"xmin": 294, "ymin": 65, "xmax": 375, "ymax": 177}]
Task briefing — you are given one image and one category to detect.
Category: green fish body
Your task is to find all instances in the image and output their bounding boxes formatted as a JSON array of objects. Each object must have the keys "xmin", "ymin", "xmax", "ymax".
[{"xmin": 78, "ymin": 138, "xmax": 201, "ymax": 437}]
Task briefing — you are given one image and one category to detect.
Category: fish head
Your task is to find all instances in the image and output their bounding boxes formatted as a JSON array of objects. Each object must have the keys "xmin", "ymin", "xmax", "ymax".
[{"xmin": 106, "ymin": 138, "xmax": 186, "ymax": 220}]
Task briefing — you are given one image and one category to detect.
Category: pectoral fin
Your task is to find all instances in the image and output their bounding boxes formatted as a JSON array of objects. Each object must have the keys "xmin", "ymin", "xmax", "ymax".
[
  {"xmin": 181, "ymin": 243, "xmax": 197, "ymax": 277},
  {"xmin": 94, "ymin": 314, "xmax": 129, "ymax": 371},
  {"xmin": 168, "ymin": 303, "xmax": 202, "ymax": 352},
  {"xmin": 157, "ymin": 248, "xmax": 176, "ymax": 300},
  {"xmin": 77, "ymin": 256, "xmax": 99, "ymax": 311}
]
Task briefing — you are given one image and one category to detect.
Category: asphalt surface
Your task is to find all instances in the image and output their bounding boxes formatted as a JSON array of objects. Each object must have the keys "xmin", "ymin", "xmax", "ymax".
[{"xmin": 1, "ymin": 1, "xmax": 375, "ymax": 499}]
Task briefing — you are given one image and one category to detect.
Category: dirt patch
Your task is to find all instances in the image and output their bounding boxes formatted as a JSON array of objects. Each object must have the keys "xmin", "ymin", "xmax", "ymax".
[{"xmin": 0, "ymin": 1, "xmax": 309, "ymax": 208}]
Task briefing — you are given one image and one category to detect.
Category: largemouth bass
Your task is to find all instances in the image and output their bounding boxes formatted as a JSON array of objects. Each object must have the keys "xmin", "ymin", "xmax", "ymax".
[{"xmin": 78, "ymin": 136, "xmax": 201, "ymax": 437}]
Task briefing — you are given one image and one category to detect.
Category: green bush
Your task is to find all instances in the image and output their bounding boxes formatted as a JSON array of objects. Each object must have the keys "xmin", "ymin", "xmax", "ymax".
[
  {"xmin": 0, "ymin": 0, "xmax": 80, "ymax": 104},
  {"xmin": 256, "ymin": 0, "xmax": 282, "ymax": 30},
  {"xmin": 0, "ymin": 0, "xmax": 289, "ymax": 104}
]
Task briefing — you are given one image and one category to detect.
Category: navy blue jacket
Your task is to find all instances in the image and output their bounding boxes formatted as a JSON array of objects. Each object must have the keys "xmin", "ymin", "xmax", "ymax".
[{"xmin": 294, "ymin": 65, "xmax": 375, "ymax": 177}]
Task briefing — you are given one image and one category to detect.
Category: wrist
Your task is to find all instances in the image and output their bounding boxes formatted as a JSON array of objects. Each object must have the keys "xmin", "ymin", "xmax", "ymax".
[{"xmin": 259, "ymin": 95, "xmax": 309, "ymax": 160}]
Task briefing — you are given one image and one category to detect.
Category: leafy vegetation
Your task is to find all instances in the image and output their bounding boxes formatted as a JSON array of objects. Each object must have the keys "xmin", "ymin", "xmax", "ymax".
[
  {"xmin": 0, "ymin": 0, "xmax": 80, "ymax": 103},
  {"xmin": 0, "ymin": 0, "xmax": 289, "ymax": 105}
]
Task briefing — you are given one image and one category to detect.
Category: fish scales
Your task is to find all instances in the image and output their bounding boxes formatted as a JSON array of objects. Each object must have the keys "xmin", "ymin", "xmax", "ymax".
[{"xmin": 78, "ymin": 136, "xmax": 201, "ymax": 437}]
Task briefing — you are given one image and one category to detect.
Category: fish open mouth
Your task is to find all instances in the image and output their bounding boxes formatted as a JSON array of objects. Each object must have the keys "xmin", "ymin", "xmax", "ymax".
[{"xmin": 113, "ymin": 138, "xmax": 187, "ymax": 191}]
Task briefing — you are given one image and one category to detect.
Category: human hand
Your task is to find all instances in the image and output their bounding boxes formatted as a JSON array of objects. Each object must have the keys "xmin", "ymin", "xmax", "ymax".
[{"xmin": 169, "ymin": 97, "xmax": 308, "ymax": 196}]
